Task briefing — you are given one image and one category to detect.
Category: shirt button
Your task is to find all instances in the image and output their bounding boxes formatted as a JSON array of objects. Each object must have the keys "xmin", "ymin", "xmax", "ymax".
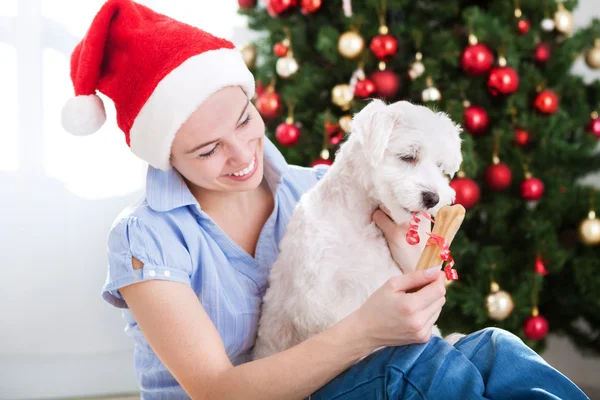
[
  {"xmin": 164, "ymin": 270, "xmax": 171, "ymax": 277},
  {"xmin": 148, "ymin": 270, "xmax": 156, "ymax": 277}
]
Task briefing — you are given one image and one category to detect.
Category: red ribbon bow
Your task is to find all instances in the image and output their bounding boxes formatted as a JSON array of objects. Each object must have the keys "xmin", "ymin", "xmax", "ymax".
[{"xmin": 406, "ymin": 212, "xmax": 458, "ymax": 281}]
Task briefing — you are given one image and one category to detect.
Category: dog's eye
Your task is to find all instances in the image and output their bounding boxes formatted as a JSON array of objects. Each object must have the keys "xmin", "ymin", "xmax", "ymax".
[
  {"xmin": 437, "ymin": 162, "xmax": 443, "ymax": 169},
  {"xmin": 398, "ymin": 154, "xmax": 417, "ymax": 163}
]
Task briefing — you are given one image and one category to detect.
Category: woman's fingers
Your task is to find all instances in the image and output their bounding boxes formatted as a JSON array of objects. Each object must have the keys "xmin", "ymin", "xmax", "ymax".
[
  {"xmin": 404, "ymin": 273, "xmax": 446, "ymax": 310},
  {"xmin": 387, "ymin": 268, "xmax": 443, "ymax": 293},
  {"xmin": 413, "ymin": 296, "xmax": 446, "ymax": 343}
]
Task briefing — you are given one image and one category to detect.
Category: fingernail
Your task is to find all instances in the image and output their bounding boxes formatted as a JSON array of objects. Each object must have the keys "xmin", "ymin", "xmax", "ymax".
[{"xmin": 425, "ymin": 266, "xmax": 440, "ymax": 276}]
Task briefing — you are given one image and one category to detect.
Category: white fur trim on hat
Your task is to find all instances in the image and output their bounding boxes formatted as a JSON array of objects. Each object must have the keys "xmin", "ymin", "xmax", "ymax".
[
  {"xmin": 61, "ymin": 94, "xmax": 107, "ymax": 136},
  {"xmin": 129, "ymin": 48, "xmax": 255, "ymax": 171}
]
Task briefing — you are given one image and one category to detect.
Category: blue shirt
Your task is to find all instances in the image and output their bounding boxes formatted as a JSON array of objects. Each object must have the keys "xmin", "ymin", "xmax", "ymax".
[{"xmin": 102, "ymin": 137, "xmax": 329, "ymax": 398}]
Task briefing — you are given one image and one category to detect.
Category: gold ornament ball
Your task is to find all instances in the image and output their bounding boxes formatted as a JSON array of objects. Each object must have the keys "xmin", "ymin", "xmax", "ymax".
[
  {"xmin": 486, "ymin": 282, "xmax": 514, "ymax": 321},
  {"xmin": 241, "ymin": 44, "xmax": 257, "ymax": 69},
  {"xmin": 338, "ymin": 31, "xmax": 365, "ymax": 59},
  {"xmin": 331, "ymin": 84, "xmax": 353, "ymax": 108},
  {"xmin": 585, "ymin": 40, "xmax": 600, "ymax": 69},
  {"xmin": 554, "ymin": 4, "xmax": 574, "ymax": 35},
  {"xmin": 578, "ymin": 211, "xmax": 600, "ymax": 246},
  {"xmin": 276, "ymin": 54, "xmax": 299, "ymax": 79},
  {"xmin": 339, "ymin": 115, "xmax": 353, "ymax": 133}
]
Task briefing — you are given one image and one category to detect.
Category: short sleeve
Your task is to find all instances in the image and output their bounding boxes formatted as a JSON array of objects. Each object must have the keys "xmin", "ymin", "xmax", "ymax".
[
  {"xmin": 102, "ymin": 215, "xmax": 193, "ymax": 308},
  {"xmin": 313, "ymin": 164, "xmax": 330, "ymax": 181}
]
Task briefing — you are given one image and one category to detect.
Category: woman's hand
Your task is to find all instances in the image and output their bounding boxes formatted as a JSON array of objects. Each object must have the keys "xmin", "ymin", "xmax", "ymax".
[
  {"xmin": 353, "ymin": 268, "xmax": 446, "ymax": 349},
  {"xmin": 372, "ymin": 206, "xmax": 431, "ymax": 274}
]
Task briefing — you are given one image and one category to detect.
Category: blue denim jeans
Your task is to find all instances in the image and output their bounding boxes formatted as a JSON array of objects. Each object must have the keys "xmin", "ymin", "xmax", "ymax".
[{"xmin": 309, "ymin": 328, "xmax": 589, "ymax": 399}]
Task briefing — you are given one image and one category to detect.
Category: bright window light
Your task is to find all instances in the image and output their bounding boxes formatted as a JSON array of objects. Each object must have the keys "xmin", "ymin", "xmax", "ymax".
[{"xmin": 0, "ymin": 43, "xmax": 18, "ymax": 172}]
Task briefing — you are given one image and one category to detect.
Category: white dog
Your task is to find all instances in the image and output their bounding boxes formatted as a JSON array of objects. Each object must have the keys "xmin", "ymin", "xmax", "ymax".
[{"xmin": 253, "ymin": 99, "xmax": 464, "ymax": 360}]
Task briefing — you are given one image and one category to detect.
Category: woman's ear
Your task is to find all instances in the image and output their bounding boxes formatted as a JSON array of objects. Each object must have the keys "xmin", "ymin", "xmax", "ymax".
[{"xmin": 352, "ymin": 99, "xmax": 396, "ymax": 168}]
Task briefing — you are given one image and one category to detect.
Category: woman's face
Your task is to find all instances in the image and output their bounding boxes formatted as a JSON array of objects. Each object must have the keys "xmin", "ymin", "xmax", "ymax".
[{"xmin": 170, "ymin": 86, "xmax": 266, "ymax": 194}]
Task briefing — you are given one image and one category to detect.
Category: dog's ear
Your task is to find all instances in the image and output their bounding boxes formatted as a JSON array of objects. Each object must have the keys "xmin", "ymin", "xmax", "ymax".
[{"xmin": 352, "ymin": 99, "xmax": 396, "ymax": 167}]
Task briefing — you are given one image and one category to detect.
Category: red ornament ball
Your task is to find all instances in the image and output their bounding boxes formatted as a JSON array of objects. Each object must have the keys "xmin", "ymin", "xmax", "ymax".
[
  {"xmin": 311, "ymin": 158, "xmax": 333, "ymax": 167},
  {"xmin": 517, "ymin": 19, "xmax": 531, "ymax": 34},
  {"xmin": 587, "ymin": 117, "xmax": 600, "ymax": 137},
  {"xmin": 369, "ymin": 69, "xmax": 401, "ymax": 99},
  {"xmin": 267, "ymin": 0, "xmax": 298, "ymax": 17},
  {"xmin": 325, "ymin": 121, "xmax": 344, "ymax": 145},
  {"xmin": 534, "ymin": 90, "xmax": 559, "ymax": 114},
  {"xmin": 514, "ymin": 128, "xmax": 531, "ymax": 147},
  {"xmin": 534, "ymin": 256, "xmax": 549, "ymax": 276},
  {"xmin": 328, "ymin": 130, "xmax": 344, "ymax": 145},
  {"xmin": 521, "ymin": 177, "xmax": 544, "ymax": 201},
  {"xmin": 461, "ymin": 44, "xmax": 494, "ymax": 76},
  {"xmin": 354, "ymin": 79, "xmax": 376, "ymax": 98},
  {"xmin": 255, "ymin": 81, "xmax": 265, "ymax": 97},
  {"xmin": 463, "ymin": 105, "xmax": 489, "ymax": 136},
  {"xmin": 369, "ymin": 34, "xmax": 398, "ymax": 60},
  {"xmin": 275, "ymin": 122, "xmax": 301, "ymax": 146},
  {"xmin": 300, "ymin": 0, "xmax": 321, "ymax": 14},
  {"xmin": 450, "ymin": 177, "xmax": 481, "ymax": 210},
  {"xmin": 534, "ymin": 43, "xmax": 551, "ymax": 65},
  {"xmin": 488, "ymin": 67, "xmax": 519, "ymax": 96},
  {"xmin": 255, "ymin": 90, "xmax": 283, "ymax": 120},
  {"xmin": 238, "ymin": 0, "xmax": 257, "ymax": 8},
  {"xmin": 273, "ymin": 42, "xmax": 288, "ymax": 57},
  {"xmin": 485, "ymin": 162, "xmax": 512, "ymax": 191},
  {"xmin": 523, "ymin": 314, "xmax": 549, "ymax": 340}
]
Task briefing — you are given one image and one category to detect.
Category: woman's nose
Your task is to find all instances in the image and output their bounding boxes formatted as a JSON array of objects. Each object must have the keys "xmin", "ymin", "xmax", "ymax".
[{"xmin": 228, "ymin": 141, "xmax": 254, "ymax": 167}]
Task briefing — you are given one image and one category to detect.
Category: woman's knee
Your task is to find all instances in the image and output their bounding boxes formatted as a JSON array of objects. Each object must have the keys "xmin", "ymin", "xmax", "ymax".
[
  {"xmin": 478, "ymin": 327, "xmax": 522, "ymax": 343},
  {"xmin": 465, "ymin": 327, "xmax": 530, "ymax": 355}
]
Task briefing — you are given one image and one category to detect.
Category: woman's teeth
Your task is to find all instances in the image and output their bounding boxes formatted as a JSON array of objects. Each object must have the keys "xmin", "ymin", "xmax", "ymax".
[{"xmin": 230, "ymin": 157, "xmax": 255, "ymax": 177}]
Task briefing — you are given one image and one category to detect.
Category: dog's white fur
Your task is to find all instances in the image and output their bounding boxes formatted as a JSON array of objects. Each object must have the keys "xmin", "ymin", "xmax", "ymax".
[{"xmin": 253, "ymin": 99, "xmax": 464, "ymax": 360}]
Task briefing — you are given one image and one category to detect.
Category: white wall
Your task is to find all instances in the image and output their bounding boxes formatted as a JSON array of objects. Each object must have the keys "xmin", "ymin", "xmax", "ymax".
[
  {"xmin": 0, "ymin": 1, "xmax": 598, "ymax": 399},
  {"xmin": 0, "ymin": 1, "xmax": 247, "ymax": 399}
]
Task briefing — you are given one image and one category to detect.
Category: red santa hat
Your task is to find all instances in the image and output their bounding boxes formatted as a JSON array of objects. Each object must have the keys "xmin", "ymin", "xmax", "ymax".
[{"xmin": 62, "ymin": 0, "xmax": 255, "ymax": 171}]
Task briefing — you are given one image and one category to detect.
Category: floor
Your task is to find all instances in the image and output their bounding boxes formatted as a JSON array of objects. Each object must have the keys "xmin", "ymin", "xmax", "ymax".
[{"xmin": 78, "ymin": 389, "xmax": 600, "ymax": 400}]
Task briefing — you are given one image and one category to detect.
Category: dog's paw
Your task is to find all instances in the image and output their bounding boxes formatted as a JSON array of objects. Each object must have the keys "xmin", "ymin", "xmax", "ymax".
[{"xmin": 444, "ymin": 332, "xmax": 466, "ymax": 346}]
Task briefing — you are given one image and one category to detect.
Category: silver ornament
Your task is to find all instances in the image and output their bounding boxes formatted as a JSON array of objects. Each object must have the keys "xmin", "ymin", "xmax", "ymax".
[
  {"xmin": 422, "ymin": 86, "xmax": 441, "ymax": 102},
  {"xmin": 276, "ymin": 54, "xmax": 299, "ymax": 79},
  {"xmin": 409, "ymin": 61, "xmax": 425, "ymax": 80},
  {"xmin": 541, "ymin": 18, "xmax": 555, "ymax": 32}
]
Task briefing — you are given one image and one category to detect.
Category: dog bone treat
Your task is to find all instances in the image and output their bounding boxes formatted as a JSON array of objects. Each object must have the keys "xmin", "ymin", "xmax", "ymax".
[{"xmin": 415, "ymin": 204, "xmax": 466, "ymax": 275}]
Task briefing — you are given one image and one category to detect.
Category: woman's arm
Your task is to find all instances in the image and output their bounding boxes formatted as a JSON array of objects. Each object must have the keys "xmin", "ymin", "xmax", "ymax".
[{"xmin": 121, "ymin": 257, "xmax": 445, "ymax": 400}]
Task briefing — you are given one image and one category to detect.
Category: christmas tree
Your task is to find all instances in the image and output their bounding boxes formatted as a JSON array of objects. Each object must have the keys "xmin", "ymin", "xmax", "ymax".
[{"xmin": 238, "ymin": 0, "xmax": 600, "ymax": 354}]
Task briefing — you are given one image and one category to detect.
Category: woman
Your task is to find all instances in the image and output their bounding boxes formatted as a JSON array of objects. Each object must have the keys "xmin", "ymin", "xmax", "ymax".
[{"xmin": 62, "ymin": 1, "xmax": 589, "ymax": 399}]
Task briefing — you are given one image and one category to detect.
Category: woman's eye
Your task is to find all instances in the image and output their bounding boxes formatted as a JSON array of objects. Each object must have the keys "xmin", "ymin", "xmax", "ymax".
[
  {"xmin": 197, "ymin": 144, "xmax": 219, "ymax": 158},
  {"xmin": 239, "ymin": 113, "xmax": 251, "ymax": 127}
]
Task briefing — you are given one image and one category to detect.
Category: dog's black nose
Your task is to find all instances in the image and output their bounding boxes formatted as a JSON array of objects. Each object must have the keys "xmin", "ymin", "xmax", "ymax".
[{"xmin": 422, "ymin": 191, "xmax": 440, "ymax": 209}]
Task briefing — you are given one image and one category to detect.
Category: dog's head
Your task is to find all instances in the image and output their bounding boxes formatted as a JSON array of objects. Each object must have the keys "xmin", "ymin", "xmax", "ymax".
[{"xmin": 349, "ymin": 99, "xmax": 463, "ymax": 219}]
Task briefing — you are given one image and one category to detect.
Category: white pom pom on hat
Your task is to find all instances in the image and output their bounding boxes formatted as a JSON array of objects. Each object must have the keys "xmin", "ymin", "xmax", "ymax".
[{"xmin": 61, "ymin": 93, "xmax": 106, "ymax": 136}]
